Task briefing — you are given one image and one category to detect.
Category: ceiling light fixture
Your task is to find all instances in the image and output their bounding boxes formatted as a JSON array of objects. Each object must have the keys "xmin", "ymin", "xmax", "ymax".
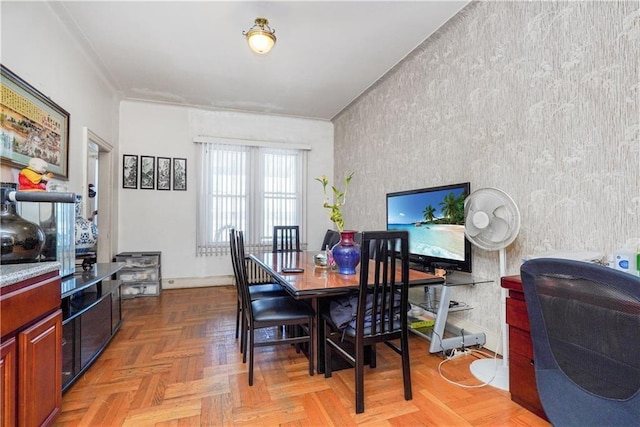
[{"xmin": 243, "ymin": 17, "xmax": 276, "ymax": 54}]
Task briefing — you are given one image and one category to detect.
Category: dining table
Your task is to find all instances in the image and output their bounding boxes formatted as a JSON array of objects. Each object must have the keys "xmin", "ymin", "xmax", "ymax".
[{"xmin": 248, "ymin": 250, "xmax": 443, "ymax": 373}]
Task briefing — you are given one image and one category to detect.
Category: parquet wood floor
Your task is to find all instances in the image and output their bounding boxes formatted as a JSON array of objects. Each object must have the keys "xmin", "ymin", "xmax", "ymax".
[{"xmin": 54, "ymin": 286, "xmax": 550, "ymax": 426}]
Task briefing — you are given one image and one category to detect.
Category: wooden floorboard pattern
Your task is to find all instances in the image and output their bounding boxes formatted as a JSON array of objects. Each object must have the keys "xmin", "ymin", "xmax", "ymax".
[{"xmin": 54, "ymin": 286, "xmax": 550, "ymax": 426}]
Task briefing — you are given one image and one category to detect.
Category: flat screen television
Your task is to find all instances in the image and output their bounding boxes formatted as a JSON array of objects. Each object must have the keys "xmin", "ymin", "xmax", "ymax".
[{"xmin": 386, "ymin": 182, "xmax": 472, "ymax": 273}]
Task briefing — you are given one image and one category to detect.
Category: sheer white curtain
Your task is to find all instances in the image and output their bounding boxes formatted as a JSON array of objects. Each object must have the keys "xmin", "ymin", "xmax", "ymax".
[{"xmin": 195, "ymin": 138, "xmax": 308, "ymax": 256}]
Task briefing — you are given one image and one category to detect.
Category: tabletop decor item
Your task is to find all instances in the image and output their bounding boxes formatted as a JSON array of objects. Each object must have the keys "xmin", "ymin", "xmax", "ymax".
[{"xmin": 316, "ymin": 172, "xmax": 359, "ymax": 274}]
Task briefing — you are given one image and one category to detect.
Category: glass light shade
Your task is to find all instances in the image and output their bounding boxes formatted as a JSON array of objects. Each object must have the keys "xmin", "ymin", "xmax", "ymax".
[{"xmin": 247, "ymin": 30, "xmax": 276, "ymax": 54}]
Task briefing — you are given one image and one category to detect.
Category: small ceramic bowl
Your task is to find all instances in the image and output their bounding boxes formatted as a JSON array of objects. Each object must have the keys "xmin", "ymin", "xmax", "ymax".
[
  {"xmin": 409, "ymin": 306, "xmax": 424, "ymax": 317},
  {"xmin": 314, "ymin": 253, "xmax": 328, "ymax": 268}
]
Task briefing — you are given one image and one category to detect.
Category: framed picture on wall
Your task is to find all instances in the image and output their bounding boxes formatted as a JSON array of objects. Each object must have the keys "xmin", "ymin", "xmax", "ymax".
[
  {"xmin": 122, "ymin": 155, "xmax": 138, "ymax": 189},
  {"xmin": 157, "ymin": 157, "xmax": 171, "ymax": 190},
  {"xmin": 140, "ymin": 155, "xmax": 155, "ymax": 189},
  {"xmin": 173, "ymin": 157, "xmax": 187, "ymax": 191},
  {"xmin": 0, "ymin": 65, "xmax": 70, "ymax": 179}
]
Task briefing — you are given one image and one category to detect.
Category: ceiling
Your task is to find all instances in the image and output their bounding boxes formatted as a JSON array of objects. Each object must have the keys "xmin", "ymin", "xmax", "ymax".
[{"xmin": 50, "ymin": 1, "xmax": 468, "ymax": 120}]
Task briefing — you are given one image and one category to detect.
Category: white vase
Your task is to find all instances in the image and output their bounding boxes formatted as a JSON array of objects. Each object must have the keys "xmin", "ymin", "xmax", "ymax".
[{"xmin": 75, "ymin": 198, "xmax": 97, "ymax": 254}]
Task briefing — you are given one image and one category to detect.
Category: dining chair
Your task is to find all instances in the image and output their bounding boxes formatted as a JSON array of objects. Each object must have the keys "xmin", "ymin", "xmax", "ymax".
[
  {"xmin": 235, "ymin": 230, "xmax": 315, "ymax": 385},
  {"xmin": 229, "ymin": 229, "xmax": 287, "ymax": 345},
  {"xmin": 320, "ymin": 229, "xmax": 340, "ymax": 250},
  {"xmin": 520, "ymin": 258, "xmax": 640, "ymax": 426},
  {"xmin": 322, "ymin": 230, "xmax": 412, "ymax": 413},
  {"xmin": 272, "ymin": 225, "xmax": 301, "ymax": 252}
]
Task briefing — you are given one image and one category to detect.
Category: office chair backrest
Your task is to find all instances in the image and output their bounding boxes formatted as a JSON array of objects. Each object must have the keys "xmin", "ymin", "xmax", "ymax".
[
  {"xmin": 357, "ymin": 230, "xmax": 410, "ymax": 336},
  {"xmin": 272, "ymin": 225, "xmax": 301, "ymax": 252},
  {"xmin": 520, "ymin": 258, "xmax": 640, "ymax": 426}
]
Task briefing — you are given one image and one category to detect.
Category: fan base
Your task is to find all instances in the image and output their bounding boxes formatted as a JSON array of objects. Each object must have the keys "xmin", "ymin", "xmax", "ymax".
[{"xmin": 470, "ymin": 358, "xmax": 509, "ymax": 391}]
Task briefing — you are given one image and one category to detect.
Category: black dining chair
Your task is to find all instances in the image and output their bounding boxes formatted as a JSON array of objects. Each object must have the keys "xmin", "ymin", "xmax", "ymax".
[
  {"xmin": 272, "ymin": 225, "xmax": 301, "ymax": 252},
  {"xmin": 320, "ymin": 229, "xmax": 340, "ymax": 251},
  {"xmin": 229, "ymin": 229, "xmax": 287, "ymax": 346},
  {"xmin": 520, "ymin": 258, "xmax": 640, "ymax": 426},
  {"xmin": 322, "ymin": 230, "xmax": 412, "ymax": 413},
  {"xmin": 235, "ymin": 230, "xmax": 315, "ymax": 385}
]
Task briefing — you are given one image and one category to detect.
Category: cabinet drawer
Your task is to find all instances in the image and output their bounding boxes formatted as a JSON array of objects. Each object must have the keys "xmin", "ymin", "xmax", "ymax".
[
  {"xmin": 509, "ymin": 352, "xmax": 545, "ymax": 419},
  {"xmin": 122, "ymin": 282, "xmax": 159, "ymax": 298},
  {"xmin": 116, "ymin": 255, "xmax": 159, "ymax": 268},
  {"xmin": 509, "ymin": 326, "xmax": 533, "ymax": 359},
  {"xmin": 506, "ymin": 297, "xmax": 530, "ymax": 331},
  {"xmin": 119, "ymin": 268, "xmax": 159, "ymax": 282}
]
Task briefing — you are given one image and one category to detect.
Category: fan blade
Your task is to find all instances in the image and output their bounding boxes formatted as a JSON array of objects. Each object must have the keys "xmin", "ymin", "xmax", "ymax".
[
  {"xmin": 487, "ymin": 217, "xmax": 510, "ymax": 243},
  {"xmin": 493, "ymin": 204, "xmax": 513, "ymax": 221},
  {"xmin": 465, "ymin": 208, "xmax": 487, "ymax": 237},
  {"xmin": 474, "ymin": 193, "xmax": 504, "ymax": 217}
]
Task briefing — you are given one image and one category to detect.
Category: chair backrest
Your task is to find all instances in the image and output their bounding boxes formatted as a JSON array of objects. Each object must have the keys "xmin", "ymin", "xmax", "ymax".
[
  {"xmin": 320, "ymin": 229, "xmax": 341, "ymax": 251},
  {"xmin": 272, "ymin": 225, "xmax": 301, "ymax": 252},
  {"xmin": 520, "ymin": 258, "xmax": 640, "ymax": 425},
  {"xmin": 356, "ymin": 230, "xmax": 410, "ymax": 337},
  {"xmin": 233, "ymin": 230, "xmax": 254, "ymax": 317}
]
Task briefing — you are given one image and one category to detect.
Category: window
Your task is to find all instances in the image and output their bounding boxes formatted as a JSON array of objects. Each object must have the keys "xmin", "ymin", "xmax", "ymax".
[{"xmin": 196, "ymin": 140, "xmax": 307, "ymax": 256}]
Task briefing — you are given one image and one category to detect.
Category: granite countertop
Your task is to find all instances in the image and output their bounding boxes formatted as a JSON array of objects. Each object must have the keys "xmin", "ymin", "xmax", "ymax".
[{"xmin": 0, "ymin": 262, "xmax": 61, "ymax": 288}]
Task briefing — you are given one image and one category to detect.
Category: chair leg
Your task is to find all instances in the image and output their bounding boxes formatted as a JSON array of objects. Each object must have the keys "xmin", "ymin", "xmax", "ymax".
[
  {"xmin": 323, "ymin": 320, "xmax": 332, "ymax": 378},
  {"xmin": 369, "ymin": 344, "xmax": 377, "ymax": 368},
  {"xmin": 235, "ymin": 300, "xmax": 241, "ymax": 339},
  {"xmin": 242, "ymin": 317, "xmax": 248, "ymax": 363},
  {"xmin": 355, "ymin": 343, "xmax": 365, "ymax": 414},
  {"xmin": 307, "ymin": 319, "xmax": 314, "ymax": 377},
  {"xmin": 248, "ymin": 327, "xmax": 255, "ymax": 386},
  {"xmin": 401, "ymin": 332, "xmax": 412, "ymax": 400}
]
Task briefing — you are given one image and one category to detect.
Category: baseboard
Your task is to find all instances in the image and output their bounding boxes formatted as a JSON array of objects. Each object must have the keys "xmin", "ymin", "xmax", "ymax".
[{"xmin": 162, "ymin": 275, "xmax": 233, "ymax": 289}]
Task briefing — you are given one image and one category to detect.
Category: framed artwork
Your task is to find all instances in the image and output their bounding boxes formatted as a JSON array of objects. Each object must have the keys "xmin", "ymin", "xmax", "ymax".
[
  {"xmin": 173, "ymin": 157, "xmax": 187, "ymax": 191},
  {"xmin": 157, "ymin": 157, "xmax": 171, "ymax": 190},
  {"xmin": 122, "ymin": 155, "xmax": 138, "ymax": 189},
  {"xmin": 140, "ymin": 155, "xmax": 155, "ymax": 189},
  {"xmin": 0, "ymin": 65, "xmax": 70, "ymax": 179}
]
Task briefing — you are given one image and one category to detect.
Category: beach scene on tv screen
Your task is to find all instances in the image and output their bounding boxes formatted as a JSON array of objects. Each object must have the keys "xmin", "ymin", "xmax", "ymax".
[{"xmin": 387, "ymin": 188, "xmax": 466, "ymax": 261}]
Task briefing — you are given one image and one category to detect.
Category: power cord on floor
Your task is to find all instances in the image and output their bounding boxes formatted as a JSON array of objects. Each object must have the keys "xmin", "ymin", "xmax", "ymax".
[{"xmin": 436, "ymin": 325, "xmax": 505, "ymax": 389}]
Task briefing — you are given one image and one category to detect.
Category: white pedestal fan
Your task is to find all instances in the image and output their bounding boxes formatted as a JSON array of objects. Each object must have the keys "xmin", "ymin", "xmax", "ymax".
[{"xmin": 464, "ymin": 187, "xmax": 521, "ymax": 391}]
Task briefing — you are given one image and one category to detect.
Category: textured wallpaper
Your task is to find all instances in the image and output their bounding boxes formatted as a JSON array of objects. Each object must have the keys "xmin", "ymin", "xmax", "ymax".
[{"xmin": 333, "ymin": 0, "xmax": 639, "ymax": 341}]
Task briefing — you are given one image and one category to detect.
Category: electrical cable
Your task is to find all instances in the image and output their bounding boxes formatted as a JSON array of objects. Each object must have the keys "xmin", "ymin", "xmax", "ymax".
[{"xmin": 436, "ymin": 324, "xmax": 505, "ymax": 389}]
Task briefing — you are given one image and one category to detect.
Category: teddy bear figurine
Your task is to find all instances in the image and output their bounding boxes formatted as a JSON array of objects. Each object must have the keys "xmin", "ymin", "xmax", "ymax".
[{"xmin": 18, "ymin": 158, "xmax": 53, "ymax": 191}]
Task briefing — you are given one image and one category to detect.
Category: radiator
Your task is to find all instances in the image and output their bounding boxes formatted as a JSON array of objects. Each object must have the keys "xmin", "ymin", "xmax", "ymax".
[{"xmin": 245, "ymin": 258, "xmax": 274, "ymax": 284}]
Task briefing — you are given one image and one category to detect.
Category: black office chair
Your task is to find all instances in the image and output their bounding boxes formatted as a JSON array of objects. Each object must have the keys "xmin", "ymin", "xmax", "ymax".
[
  {"xmin": 272, "ymin": 225, "xmax": 301, "ymax": 252},
  {"xmin": 322, "ymin": 230, "xmax": 412, "ymax": 413},
  {"xmin": 320, "ymin": 229, "xmax": 340, "ymax": 251},
  {"xmin": 229, "ymin": 229, "xmax": 287, "ymax": 346},
  {"xmin": 520, "ymin": 258, "xmax": 640, "ymax": 426},
  {"xmin": 235, "ymin": 230, "xmax": 315, "ymax": 385}
]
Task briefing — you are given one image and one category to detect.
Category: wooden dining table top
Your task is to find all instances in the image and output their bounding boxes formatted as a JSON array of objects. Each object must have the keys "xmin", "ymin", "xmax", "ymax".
[{"xmin": 249, "ymin": 250, "xmax": 442, "ymax": 299}]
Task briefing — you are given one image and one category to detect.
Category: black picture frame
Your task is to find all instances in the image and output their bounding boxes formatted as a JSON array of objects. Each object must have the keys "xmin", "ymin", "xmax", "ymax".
[
  {"xmin": 157, "ymin": 157, "xmax": 171, "ymax": 190},
  {"xmin": 122, "ymin": 155, "xmax": 138, "ymax": 189},
  {"xmin": 140, "ymin": 155, "xmax": 155, "ymax": 190},
  {"xmin": 1, "ymin": 65, "xmax": 70, "ymax": 179},
  {"xmin": 173, "ymin": 158, "xmax": 187, "ymax": 191}
]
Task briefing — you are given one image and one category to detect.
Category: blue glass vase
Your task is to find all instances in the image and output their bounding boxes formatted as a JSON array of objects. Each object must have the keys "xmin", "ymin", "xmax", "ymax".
[{"xmin": 331, "ymin": 230, "xmax": 360, "ymax": 275}]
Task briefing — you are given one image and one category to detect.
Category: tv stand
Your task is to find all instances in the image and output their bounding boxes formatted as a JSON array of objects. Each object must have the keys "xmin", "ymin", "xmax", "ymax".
[{"xmin": 409, "ymin": 272, "xmax": 492, "ymax": 354}]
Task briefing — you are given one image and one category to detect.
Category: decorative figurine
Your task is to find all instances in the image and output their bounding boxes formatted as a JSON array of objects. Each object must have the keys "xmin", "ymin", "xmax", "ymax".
[{"xmin": 18, "ymin": 158, "xmax": 53, "ymax": 191}]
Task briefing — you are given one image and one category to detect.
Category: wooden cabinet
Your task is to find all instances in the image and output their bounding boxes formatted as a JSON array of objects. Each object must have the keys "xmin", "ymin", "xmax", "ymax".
[
  {"xmin": 1, "ymin": 270, "xmax": 62, "ymax": 427},
  {"xmin": 1, "ymin": 338, "xmax": 16, "ymax": 427},
  {"xmin": 501, "ymin": 275, "xmax": 547, "ymax": 421}
]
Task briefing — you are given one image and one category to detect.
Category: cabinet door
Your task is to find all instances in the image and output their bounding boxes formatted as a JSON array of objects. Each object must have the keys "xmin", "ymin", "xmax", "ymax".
[
  {"xmin": 18, "ymin": 310, "xmax": 62, "ymax": 427},
  {"xmin": 1, "ymin": 337, "xmax": 16, "ymax": 427},
  {"xmin": 80, "ymin": 297, "xmax": 111, "ymax": 368}
]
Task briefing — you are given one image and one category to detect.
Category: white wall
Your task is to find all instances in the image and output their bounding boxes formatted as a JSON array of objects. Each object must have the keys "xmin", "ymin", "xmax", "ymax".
[
  {"xmin": 118, "ymin": 101, "xmax": 334, "ymax": 285},
  {"xmin": 0, "ymin": 1, "xmax": 119, "ymax": 194},
  {"xmin": 333, "ymin": 1, "xmax": 640, "ymax": 352}
]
